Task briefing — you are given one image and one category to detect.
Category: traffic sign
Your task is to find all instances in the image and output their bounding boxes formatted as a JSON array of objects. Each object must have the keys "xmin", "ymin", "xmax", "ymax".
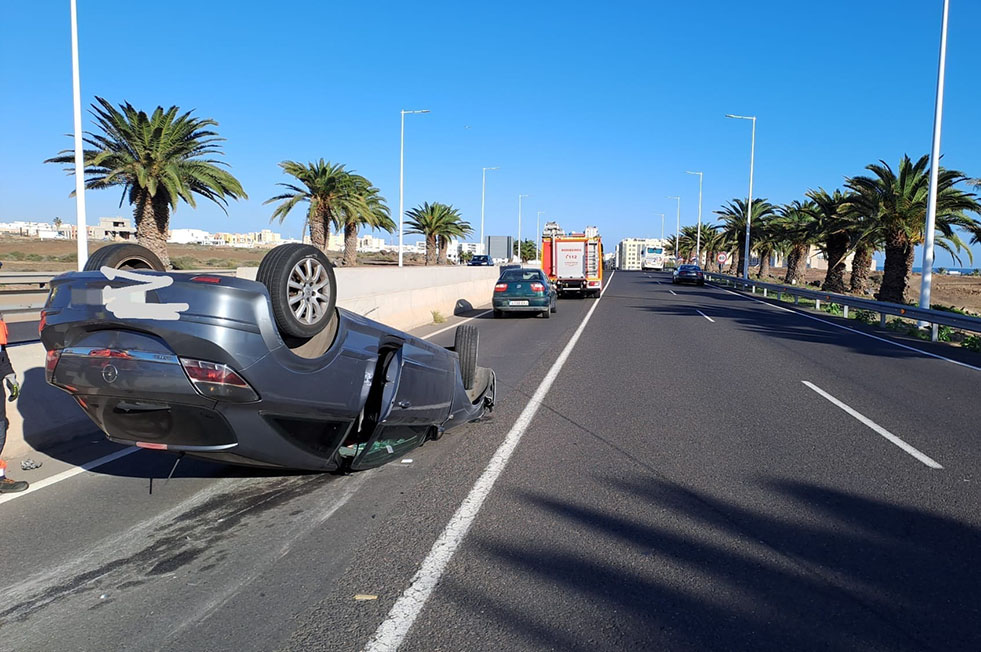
[{"xmin": 717, "ymin": 252, "xmax": 729, "ymax": 264}]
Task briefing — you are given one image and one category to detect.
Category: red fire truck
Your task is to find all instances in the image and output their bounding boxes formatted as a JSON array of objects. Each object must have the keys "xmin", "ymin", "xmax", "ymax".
[{"xmin": 540, "ymin": 222, "xmax": 604, "ymax": 297}]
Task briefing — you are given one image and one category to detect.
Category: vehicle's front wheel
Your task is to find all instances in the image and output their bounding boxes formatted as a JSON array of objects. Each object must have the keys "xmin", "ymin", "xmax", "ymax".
[
  {"xmin": 84, "ymin": 243, "xmax": 165, "ymax": 272},
  {"xmin": 257, "ymin": 244, "xmax": 337, "ymax": 339},
  {"xmin": 454, "ymin": 324, "xmax": 478, "ymax": 390}
]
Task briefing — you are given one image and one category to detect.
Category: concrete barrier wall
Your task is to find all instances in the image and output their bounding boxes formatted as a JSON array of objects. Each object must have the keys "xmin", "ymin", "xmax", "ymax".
[
  {"xmin": 3, "ymin": 265, "xmax": 500, "ymax": 459},
  {"xmin": 236, "ymin": 265, "xmax": 500, "ymax": 332}
]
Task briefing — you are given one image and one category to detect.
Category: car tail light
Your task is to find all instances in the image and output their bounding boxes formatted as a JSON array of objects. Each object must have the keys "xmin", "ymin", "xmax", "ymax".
[
  {"xmin": 180, "ymin": 358, "xmax": 258, "ymax": 402},
  {"xmin": 530, "ymin": 282, "xmax": 545, "ymax": 293},
  {"xmin": 39, "ymin": 311, "xmax": 46, "ymax": 335},
  {"xmin": 45, "ymin": 349, "xmax": 61, "ymax": 383},
  {"xmin": 191, "ymin": 275, "xmax": 222, "ymax": 284},
  {"xmin": 495, "ymin": 283, "xmax": 508, "ymax": 292}
]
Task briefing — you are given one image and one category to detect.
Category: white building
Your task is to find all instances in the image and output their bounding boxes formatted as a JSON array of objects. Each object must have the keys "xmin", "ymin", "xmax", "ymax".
[
  {"xmin": 617, "ymin": 238, "xmax": 664, "ymax": 271},
  {"xmin": 168, "ymin": 228, "xmax": 212, "ymax": 244},
  {"xmin": 458, "ymin": 242, "xmax": 485, "ymax": 257},
  {"xmin": 357, "ymin": 235, "xmax": 387, "ymax": 252}
]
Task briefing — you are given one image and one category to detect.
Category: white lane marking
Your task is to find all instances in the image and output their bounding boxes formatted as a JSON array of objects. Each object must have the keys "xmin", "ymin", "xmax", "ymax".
[
  {"xmin": 706, "ymin": 283, "xmax": 981, "ymax": 373},
  {"xmin": 695, "ymin": 309, "xmax": 715, "ymax": 323},
  {"xmin": 364, "ymin": 276, "xmax": 609, "ymax": 652},
  {"xmin": 669, "ymin": 290, "xmax": 677, "ymax": 296},
  {"xmin": 421, "ymin": 310, "xmax": 493, "ymax": 341},
  {"xmin": 0, "ymin": 446, "xmax": 139, "ymax": 505},
  {"xmin": 801, "ymin": 381, "xmax": 942, "ymax": 469}
]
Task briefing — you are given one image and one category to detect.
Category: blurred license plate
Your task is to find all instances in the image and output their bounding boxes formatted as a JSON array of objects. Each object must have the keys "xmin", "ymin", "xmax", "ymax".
[{"xmin": 509, "ymin": 300, "xmax": 529, "ymax": 306}]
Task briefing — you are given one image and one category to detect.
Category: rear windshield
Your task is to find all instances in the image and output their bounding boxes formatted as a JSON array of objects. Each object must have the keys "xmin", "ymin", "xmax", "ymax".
[
  {"xmin": 500, "ymin": 270, "xmax": 543, "ymax": 281},
  {"xmin": 679, "ymin": 265, "xmax": 701, "ymax": 271}
]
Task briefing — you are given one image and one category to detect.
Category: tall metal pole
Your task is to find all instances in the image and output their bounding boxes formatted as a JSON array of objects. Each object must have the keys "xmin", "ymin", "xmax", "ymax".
[
  {"xmin": 667, "ymin": 196, "xmax": 680, "ymax": 262},
  {"xmin": 398, "ymin": 109, "xmax": 429, "ymax": 267},
  {"xmin": 919, "ymin": 0, "xmax": 950, "ymax": 317},
  {"xmin": 517, "ymin": 194, "xmax": 528, "ymax": 261},
  {"xmin": 657, "ymin": 213, "xmax": 665, "ymax": 242},
  {"xmin": 70, "ymin": 0, "xmax": 88, "ymax": 270},
  {"xmin": 481, "ymin": 166, "xmax": 498, "ymax": 254},
  {"xmin": 536, "ymin": 210, "xmax": 544, "ymax": 260},
  {"xmin": 726, "ymin": 114, "xmax": 757, "ymax": 278},
  {"xmin": 686, "ymin": 171, "xmax": 703, "ymax": 264}
]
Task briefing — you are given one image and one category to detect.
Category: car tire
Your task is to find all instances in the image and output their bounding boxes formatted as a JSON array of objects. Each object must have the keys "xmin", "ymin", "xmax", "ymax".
[
  {"xmin": 257, "ymin": 244, "xmax": 337, "ymax": 339},
  {"xmin": 542, "ymin": 308, "xmax": 550, "ymax": 319},
  {"xmin": 84, "ymin": 243, "xmax": 165, "ymax": 272},
  {"xmin": 454, "ymin": 324, "xmax": 478, "ymax": 390},
  {"xmin": 493, "ymin": 309, "xmax": 502, "ymax": 318},
  {"xmin": 550, "ymin": 298, "xmax": 557, "ymax": 313}
]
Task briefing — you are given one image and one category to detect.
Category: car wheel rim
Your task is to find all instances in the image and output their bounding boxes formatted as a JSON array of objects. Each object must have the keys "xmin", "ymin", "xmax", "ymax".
[{"xmin": 287, "ymin": 257, "xmax": 331, "ymax": 325}]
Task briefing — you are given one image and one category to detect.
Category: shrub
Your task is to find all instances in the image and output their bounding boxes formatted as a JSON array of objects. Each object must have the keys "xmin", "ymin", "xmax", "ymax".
[
  {"xmin": 170, "ymin": 256, "xmax": 198, "ymax": 270},
  {"xmin": 823, "ymin": 302, "xmax": 843, "ymax": 316},
  {"xmin": 937, "ymin": 325, "xmax": 953, "ymax": 343},
  {"xmin": 7, "ymin": 251, "xmax": 25, "ymax": 261},
  {"xmin": 854, "ymin": 309, "xmax": 878, "ymax": 325},
  {"xmin": 24, "ymin": 253, "xmax": 43, "ymax": 262},
  {"xmin": 431, "ymin": 310, "xmax": 445, "ymax": 324},
  {"xmin": 963, "ymin": 334, "xmax": 981, "ymax": 352}
]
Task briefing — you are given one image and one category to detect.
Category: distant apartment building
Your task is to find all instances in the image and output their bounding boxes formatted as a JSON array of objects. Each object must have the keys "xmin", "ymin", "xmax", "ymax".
[
  {"xmin": 617, "ymin": 237, "xmax": 663, "ymax": 271},
  {"xmin": 357, "ymin": 235, "xmax": 387, "ymax": 252},
  {"xmin": 458, "ymin": 242, "xmax": 485, "ymax": 257},
  {"xmin": 168, "ymin": 228, "xmax": 212, "ymax": 244}
]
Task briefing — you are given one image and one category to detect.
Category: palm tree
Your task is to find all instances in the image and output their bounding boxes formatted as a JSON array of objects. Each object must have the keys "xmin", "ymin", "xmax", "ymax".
[
  {"xmin": 435, "ymin": 208, "xmax": 473, "ymax": 264},
  {"xmin": 845, "ymin": 155, "xmax": 981, "ymax": 303},
  {"xmin": 266, "ymin": 160, "xmax": 374, "ymax": 258},
  {"xmin": 405, "ymin": 202, "xmax": 468, "ymax": 265},
  {"xmin": 46, "ymin": 97, "xmax": 246, "ymax": 267},
  {"xmin": 806, "ymin": 188, "xmax": 855, "ymax": 294},
  {"xmin": 714, "ymin": 198, "xmax": 776, "ymax": 277},
  {"xmin": 751, "ymin": 212, "xmax": 781, "ymax": 278},
  {"xmin": 772, "ymin": 200, "xmax": 818, "ymax": 284},
  {"xmin": 333, "ymin": 175, "xmax": 394, "ymax": 266}
]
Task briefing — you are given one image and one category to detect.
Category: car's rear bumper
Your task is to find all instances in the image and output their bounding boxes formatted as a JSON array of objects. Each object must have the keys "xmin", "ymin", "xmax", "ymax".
[{"xmin": 493, "ymin": 297, "xmax": 550, "ymax": 311}]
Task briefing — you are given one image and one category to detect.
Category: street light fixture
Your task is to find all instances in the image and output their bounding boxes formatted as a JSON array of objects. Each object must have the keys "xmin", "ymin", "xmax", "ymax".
[
  {"xmin": 667, "ymin": 196, "xmax": 680, "ymax": 263},
  {"xmin": 398, "ymin": 109, "xmax": 430, "ymax": 267},
  {"xmin": 726, "ymin": 113, "xmax": 756, "ymax": 279},
  {"xmin": 919, "ymin": 0, "xmax": 950, "ymax": 322},
  {"xmin": 481, "ymin": 166, "xmax": 499, "ymax": 254},
  {"xmin": 517, "ymin": 194, "xmax": 529, "ymax": 261},
  {"xmin": 685, "ymin": 171, "xmax": 703, "ymax": 264}
]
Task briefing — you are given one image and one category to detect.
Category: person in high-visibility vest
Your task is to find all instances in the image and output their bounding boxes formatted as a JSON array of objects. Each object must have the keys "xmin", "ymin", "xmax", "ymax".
[{"xmin": 0, "ymin": 312, "xmax": 26, "ymax": 493}]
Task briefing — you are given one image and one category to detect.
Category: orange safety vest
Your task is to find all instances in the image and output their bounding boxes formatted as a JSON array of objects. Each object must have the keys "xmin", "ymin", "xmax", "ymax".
[{"xmin": 0, "ymin": 319, "xmax": 7, "ymax": 346}]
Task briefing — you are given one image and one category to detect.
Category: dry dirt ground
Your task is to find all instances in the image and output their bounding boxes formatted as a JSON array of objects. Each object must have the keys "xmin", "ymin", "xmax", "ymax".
[
  {"xmin": 0, "ymin": 237, "xmax": 422, "ymax": 272},
  {"xmin": 744, "ymin": 266, "xmax": 981, "ymax": 315}
]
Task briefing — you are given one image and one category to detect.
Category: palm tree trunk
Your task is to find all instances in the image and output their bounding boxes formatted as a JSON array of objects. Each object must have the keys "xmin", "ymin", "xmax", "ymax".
[
  {"xmin": 821, "ymin": 233, "xmax": 848, "ymax": 293},
  {"xmin": 850, "ymin": 242, "xmax": 873, "ymax": 294},
  {"xmin": 728, "ymin": 250, "xmax": 740, "ymax": 276},
  {"xmin": 758, "ymin": 248, "xmax": 770, "ymax": 278},
  {"xmin": 343, "ymin": 223, "xmax": 358, "ymax": 266},
  {"xmin": 425, "ymin": 235, "xmax": 437, "ymax": 265},
  {"xmin": 876, "ymin": 236, "xmax": 914, "ymax": 304},
  {"xmin": 437, "ymin": 235, "xmax": 449, "ymax": 265},
  {"xmin": 784, "ymin": 243, "xmax": 807, "ymax": 284},
  {"xmin": 133, "ymin": 191, "xmax": 171, "ymax": 268},
  {"xmin": 308, "ymin": 209, "xmax": 327, "ymax": 251}
]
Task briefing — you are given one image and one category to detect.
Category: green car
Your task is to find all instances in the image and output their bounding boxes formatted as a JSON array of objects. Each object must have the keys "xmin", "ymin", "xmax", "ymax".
[{"xmin": 492, "ymin": 268, "xmax": 558, "ymax": 318}]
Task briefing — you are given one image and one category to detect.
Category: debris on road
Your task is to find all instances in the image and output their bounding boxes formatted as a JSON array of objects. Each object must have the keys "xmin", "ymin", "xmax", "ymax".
[
  {"xmin": 20, "ymin": 459, "xmax": 42, "ymax": 471},
  {"xmin": 354, "ymin": 594, "xmax": 378, "ymax": 601}
]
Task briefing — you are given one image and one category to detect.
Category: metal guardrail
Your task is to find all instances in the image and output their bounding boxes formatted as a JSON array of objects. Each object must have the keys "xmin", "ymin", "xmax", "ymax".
[
  {"xmin": 704, "ymin": 272, "xmax": 981, "ymax": 342},
  {"xmin": 0, "ymin": 269, "xmax": 237, "ymax": 313}
]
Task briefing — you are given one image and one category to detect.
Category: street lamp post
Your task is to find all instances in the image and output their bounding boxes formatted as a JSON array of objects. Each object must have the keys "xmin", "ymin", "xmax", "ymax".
[
  {"xmin": 685, "ymin": 171, "xmax": 703, "ymax": 264},
  {"xmin": 919, "ymin": 0, "xmax": 950, "ymax": 322},
  {"xmin": 726, "ymin": 114, "xmax": 756, "ymax": 279},
  {"xmin": 70, "ymin": 0, "xmax": 88, "ymax": 270},
  {"xmin": 516, "ymin": 194, "xmax": 529, "ymax": 261},
  {"xmin": 481, "ymin": 166, "xmax": 499, "ymax": 254},
  {"xmin": 536, "ymin": 210, "xmax": 545, "ymax": 260},
  {"xmin": 667, "ymin": 196, "xmax": 680, "ymax": 262},
  {"xmin": 656, "ymin": 213, "xmax": 665, "ymax": 242},
  {"xmin": 398, "ymin": 109, "xmax": 430, "ymax": 267}
]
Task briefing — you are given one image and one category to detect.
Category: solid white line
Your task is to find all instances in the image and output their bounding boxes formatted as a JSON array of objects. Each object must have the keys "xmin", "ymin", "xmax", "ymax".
[
  {"xmin": 0, "ymin": 446, "xmax": 139, "ymax": 505},
  {"xmin": 695, "ymin": 309, "xmax": 715, "ymax": 323},
  {"xmin": 801, "ymin": 381, "xmax": 942, "ymax": 469},
  {"xmin": 706, "ymin": 283, "xmax": 981, "ymax": 372},
  {"xmin": 421, "ymin": 310, "xmax": 493, "ymax": 341},
  {"xmin": 364, "ymin": 275, "xmax": 609, "ymax": 652}
]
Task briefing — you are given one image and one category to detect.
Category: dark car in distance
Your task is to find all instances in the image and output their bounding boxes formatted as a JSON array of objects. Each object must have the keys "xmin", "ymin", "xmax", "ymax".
[
  {"xmin": 492, "ymin": 268, "xmax": 557, "ymax": 318},
  {"xmin": 672, "ymin": 264, "xmax": 705, "ymax": 286},
  {"xmin": 468, "ymin": 255, "xmax": 492, "ymax": 266}
]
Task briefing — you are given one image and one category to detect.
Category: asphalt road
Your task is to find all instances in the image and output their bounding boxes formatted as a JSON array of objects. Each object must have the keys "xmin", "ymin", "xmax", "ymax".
[{"xmin": 2, "ymin": 270, "xmax": 980, "ymax": 651}]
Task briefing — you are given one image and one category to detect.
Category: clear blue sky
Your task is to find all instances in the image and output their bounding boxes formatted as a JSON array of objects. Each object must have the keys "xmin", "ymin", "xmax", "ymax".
[{"xmin": 2, "ymin": 1, "xmax": 980, "ymax": 266}]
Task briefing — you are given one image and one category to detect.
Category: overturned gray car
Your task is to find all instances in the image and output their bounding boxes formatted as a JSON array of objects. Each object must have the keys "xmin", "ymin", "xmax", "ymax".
[{"xmin": 39, "ymin": 243, "xmax": 495, "ymax": 472}]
